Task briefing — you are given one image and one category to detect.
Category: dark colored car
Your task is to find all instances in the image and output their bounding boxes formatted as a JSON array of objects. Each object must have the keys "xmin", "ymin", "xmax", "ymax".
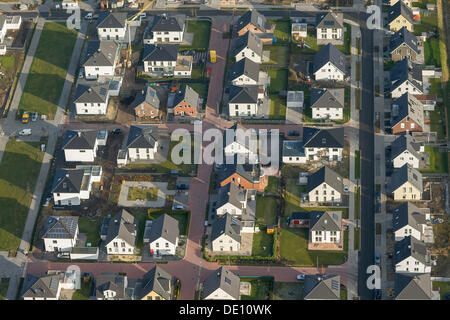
[
  {"xmin": 176, "ymin": 184, "xmax": 188, "ymax": 190},
  {"xmin": 288, "ymin": 130, "xmax": 300, "ymax": 136},
  {"xmin": 375, "ymin": 290, "xmax": 381, "ymax": 300},
  {"xmin": 111, "ymin": 128, "xmax": 122, "ymax": 135}
]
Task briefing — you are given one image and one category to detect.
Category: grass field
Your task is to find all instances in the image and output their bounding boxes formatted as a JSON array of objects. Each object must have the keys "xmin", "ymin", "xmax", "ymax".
[
  {"xmin": 265, "ymin": 176, "xmax": 280, "ymax": 194},
  {"xmin": 240, "ymin": 277, "xmax": 274, "ymax": 300},
  {"xmin": 354, "ymin": 227, "xmax": 360, "ymax": 251},
  {"xmin": 18, "ymin": 22, "xmax": 78, "ymax": 119},
  {"xmin": 72, "ymin": 279, "xmax": 92, "ymax": 300},
  {"xmin": 127, "ymin": 187, "xmax": 159, "ymax": 201},
  {"xmin": 272, "ymin": 19, "xmax": 290, "ymax": 44},
  {"xmin": 414, "ymin": 13, "xmax": 438, "ymax": 35},
  {"xmin": 0, "ymin": 139, "xmax": 45, "ymax": 255},
  {"xmin": 433, "ymin": 281, "xmax": 450, "ymax": 300},
  {"xmin": 0, "ymin": 278, "xmax": 9, "ymax": 300},
  {"xmin": 355, "ymin": 150, "xmax": 360, "ymax": 179},
  {"xmin": 252, "ymin": 231, "xmax": 274, "ymax": 257},
  {"xmin": 267, "ymin": 69, "xmax": 288, "ymax": 93},
  {"xmin": 421, "ymin": 147, "xmax": 449, "ymax": 173},
  {"xmin": 78, "ymin": 217, "xmax": 101, "ymax": 246},
  {"xmin": 256, "ymin": 196, "xmax": 279, "ymax": 227},
  {"xmin": 428, "ymin": 108, "xmax": 446, "ymax": 139},
  {"xmin": 424, "ymin": 38, "xmax": 441, "ymax": 66},
  {"xmin": 336, "ymin": 23, "xmax": 351, "ymax": 55},
  {"xmin": 180, "ymin": 20, "xmax": 211, "ymax": 51},
  {"xmin": 284, "ymin": 175, "xmax": 306, "ymax": 218},
  {"xmin": 273, "ymin": 282, "xmax": 303, "ymax": 300},
  {"xmin": 269, "ymin": 94, "xmax": 287, "ymax": 119},
  {"xmin": 264, "ymin": 45, "xmax": 289, "ymax": 67}
]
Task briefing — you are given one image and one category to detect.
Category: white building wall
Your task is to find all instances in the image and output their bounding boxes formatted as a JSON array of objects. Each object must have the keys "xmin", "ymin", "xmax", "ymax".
[
  {"xmin": 311, "ymin": 230, "xmax": 341, "ymax": 243},
  {"xmin": 282, "ymin": 155, "xmax": 307, "ymax": 164},
  {"xmin": 216, "ymin": 203, "xmax": 243, "ymax": 216},
  {"xmin": 305, "ymin": 147, "xmax": 343, "ymax": 161},
  {"xmin": 53, "ymin": 192, "xmax": 81, "ymax": 206},
  {"xmin": 231, "ymin": 74, "xmax": 258, "ymax": 86},
  {"xmin": 393, "ymin": 151, "xmax": 420, "ymax": 168},
  {"xmin": 235, "ymin": 47, "xmax": 262, "ymax": 64},
  {"xmin": 317, "ymin": 28, "xmax": 343, "ymax": 41},
  {"xmin": 75, "ymin": 101, "xmax": 108, "ymax": 115},
  {"xmin": 44, "ymin": 233, "xmax": 78, "ymax": 252},
  {"xmin": 312, "ymin": 107, "xmax": 343, "ymax": 120},
  {"xmin": 149, "ymin": 237, "xmax": 178, "ymax": 255},
  {"xmin": 393, "ymin": 182, "xmax": 422, "ymax": 200},
  {"xmin": 394, "ymin": 225, "xmax": 422, "ymax": 241},
  {"xmin": 228, "ymin": 102, "xmax": 258, "ymax": 116},
  {"xmin": 106, "ymin": 237, "xmax": 135, "ymax": 255},
  {"xmin": 212, "ymin": 234, "xmax": 240, "ymax": 252},
  {"xmin": 98, "ymin": 27, "xmax": 126, "ymax": 41},
  {"xmin": 127, "ymin": 144, "xmax": 158, "ymax": 161},
  {"xmin": 84, "ymin": 65, "xmax": 115, "ymax": 80},
  {"xmin": 144, "ymin": 60, "xmax": 176, "ymax": 73},
  {"xmin": 314, "ymin": 62, "xmax": 345, "ymax": 81},
  {"xmin": 308, "ymin": 184, "xmax": 342, "ymax": 203},
  {"xmin": 64, "ymin": 149, "xmax": 96, "ymax": 162},
  {"xmin": 391, "ymin": 81, "xmax": 422, "ymax": 98},
  {"xmin": 203, "ymin": 287, "xmax": 236, "ymax": 300},
  {"xmin": 395, "ymin": 256, "xmax": 431, "ymax": 273},
  {"xmin": 145, "ymin": 30, "xmax": 184, "ymax": 44}
]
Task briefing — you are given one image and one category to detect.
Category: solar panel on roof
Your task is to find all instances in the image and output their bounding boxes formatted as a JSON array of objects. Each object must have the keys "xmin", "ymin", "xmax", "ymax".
[
  {"xmin": 331, "ymin": 280, "xmax": 339, "ymax": 290},
  {"xmin": 324, "ymin": 21, "xmax": 335, "ymax": 26},
  {"xmin": 224, "ymin": 277, "xmax": 232, "ymax": 285}
]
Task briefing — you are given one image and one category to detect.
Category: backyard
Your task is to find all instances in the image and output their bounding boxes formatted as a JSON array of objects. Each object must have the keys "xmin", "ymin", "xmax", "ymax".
[
  {"xmin": 240, "ymin": 277, "xmax": 274, "ymax": 300},
  {"xmin": 267, "ymin": 68, "xmax": 288, "ymax": 93},
  {"xmin": 432, "ymin": 281, "xmax": 450, "ymax": 300},
  {"xmin": 271, "ymin": 19, "xmax": 290, "ymax": 44},
  {"xmin": 18, "ymin": 22, "xmax": 78, "ymax": 119},
  {"xmin": 0, "ymin": 139, "xmax": 45, "ymax": 255},
  {"xmin": 180, "ymin": 20, "xmax": 211, "ymax": 51},
  {"xmin": 414, "ymin": 13, "xmax": 438, "ymax": 35},
  {"xmin": 251, "ymin": 230, "xmax": 274, "ymax": 257},
  {"xmin": 127, "ymin": 187, "xmax": 159, "ymax": 201},
  {"xmin": 424, "ymin": 38, "xmax": 441, "ymax": 66},
  {"xmin": 421, "ymin": 147, "xmax": 449, "ymax": 173},
  {"xmin": 263, "ymin": 45, "xmax": 289, "ymax": 67},
  {"xmin": 273, "ymin": 282, "xmax": 303, "ymax": 300},
  {"xmin": 78, "ymin": 217, "xmax": 102, "ymax": 246},
  {"xmin": 269, "ymin": 94, "xmax": 287, "ymax": 119},
  {"xmin": 71, "ymin": 278, "xmax": 92, "ymax": 300},
  {"xmin": 256, "ymin": 196, "xmax": 279, "ymax": 227}
]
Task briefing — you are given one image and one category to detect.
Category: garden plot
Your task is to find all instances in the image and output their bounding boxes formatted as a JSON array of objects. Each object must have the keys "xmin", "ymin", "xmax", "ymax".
[{"xmin": 118, "ymin": 181, "xmax": 175, "ymax": 208}]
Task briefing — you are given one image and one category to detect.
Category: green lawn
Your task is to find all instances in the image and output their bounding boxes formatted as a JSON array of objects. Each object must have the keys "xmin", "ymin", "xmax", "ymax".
[
  {"xmin": 412, "ymin": 0, "xmax": 437, "ymax": 9},
  {"xmin": 147, "ymin": 209, "xmax": 190, "ymax": 236},
  {"xmin": 414, "ymin": 13, "xmax": 438, "ymax": 35},
  {"xmin": 263, "ymin": 45, "xmax": 289, "ymax": 67},
  {"xmin": 428, "ymin": 78, "xmax": 443, "ymax": 98},
  {"xmin": 18, "ymin": 22, "xmax": 78, "ymax": 119},
  {"xmin": 78, "ymin": 217, "xmax": 101, "ymax": 246},
  {"xmin": 252, "ymin": 231, "xmax": 274, "ymax": 257},
  {"xmin": 354, "ymin": 227, "xmax": 360, "ymax": 251},
  {"xmin": 267, "ymin": 68, "xmax": 288, "ymax": 93},
  {"xmin": 432, "ymin": 281, "xmax": 450, "ymax": 300},
  {"xmin": 0, "ymin": 139, "xmax": 45, "ymax": 255},
  {"xmin": 354, "ymin": 187, "xmax": 360, "ymax": 220},
  {"xmin": 340, "ymin": 285, "xmax": 348, "ymax": 300},
  {"xmin": 0, "ymin": 55, "xmax": 15, "ymax": 69},
  {"xmin": 72, "ymin": 278, "xmax": 92, "ymax": 300},
  {"xmin": 0, "ymin": 278, "xmax": 9, "ymax": 300},
  {"xmin": 424, "ymin": 38, "xmax": 441, "ymax": 66},
  {"xmin": 185, "ymin": 82, "xmax": 208, "ymax": 99},
  {"xmin": 280, "ymin": 228, "xmax": 348, "ymax": 266},
  {"xmin": 256, "ymin": 196, "xmax": 279, "ymax": 227},
  {"xmin": 240, "ymin": 277, "xmax": 274, "ymax": 300},
  {"xmin": 421, "ymin": 146, "xmax": 449, "ymax": 173},
  {"xmin": 273, "ymin": 282, "xmax": 303, "ymax": 300},
  {"xmin": 127, "ymin": 187, "xmax": 159, "ymax": 201},
  {"xmin": 180, "ymin": 20, "xmax": 211, "ymax": 51},
  {"xmin": 335, "ymin": 23, "xmax": 351, "ymax": 55},
  {"xmin": 428, "ymin": 108, "xmax": 446, "ymax": 139},
  {"xmin": 284, "ymin": 175, "xmax": 306, "ymax": 218},
  {"xmin": 269, "ymin": 94, "xmax": 287, "ymax": 119},
  {"xmin": 355, "ymin": 150, "xmax": 361, "ymax": 179},
  {"xmin": 264, "ymin": 176, "xmax": 280, "ymax": 193},
  {"xmin": 272, "ymin": 19, "xmax": 290, "ymax": 44}
]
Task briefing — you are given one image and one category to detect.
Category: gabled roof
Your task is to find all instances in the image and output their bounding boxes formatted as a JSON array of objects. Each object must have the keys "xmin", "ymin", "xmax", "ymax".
[
  {"xmin": 389, "ymin": 164, "xmax": 423, "ymax": 194},
  {"xmin": 83, "ymin": 40, "xmax": 119, "ymax": 67},
  {"xmin": 51, "ymin": 169, "xmax": 84, "ymax": 194},
  {"xmin": 125, "ymin": 125, "xmax": 159, "ymax": 149},
  {"xmin": 310, "ymin": 88, "xmax": 345, "ymax": 109},
  {"xmin": 289, "ymin": 211, "xmax": 313, "ymax": 221},
  {"xmin": 313, "ymin": 43, "xmax": 346, "ymax": 75},
  {"xmin": 74, "ymin": 83, "xmax": 109, "ymax": 104},
  {"xmin": 95, "ymin": 273, "xmax": 129, "ymax": 300},
  {"xmin": 151, "ymin": 15, "xmax": 184, "ymax": 32},
  {"xmin": 306, "ymin": 166, "xmax": 344, "ymax": 194},
  {"xmin": 217, "ymin": 155, "xmax": 262, "ymax": 185},
  {"xmin": 138, "ymin": 266, "xmax": 174, "ymax": 300},
  {"xmin": 22, "ymin": 273, "xmax": 63, "ymax": 299},
  {"xmin": 391, "ymin": 93, "xmax": 424, "ymax": 128},
  {"xmin": 303, "ymin": 274, "xmax": 340, "ymax": 300},
  {"xmin": 395, "ymin": 273, "xmax": 432, "ymax": 300},
  {"xmin": 230, "ymin": 58, "xmax": 260, "ymax": 82},
  {"xmin": 393, "ymin": 202, "xmax": 426, "ymax": 233},
  {"xmin": 173, "ymin": 85, "xmax": 200, "ymax": 109},
  {"xmin": 210, "ymin": 213, "xmax": 241, "ymax": 243},
  {"xmin": 97, "ymin": 12, "xmax": 127, "ymax": 29},
  {"xmin": 62, "ymin": 130, "xmax": 98, "ymax": 150},
  {"xmin": 394, "ymin": 235, "xmax": 428, "ymax": 265},
  {"xmin": 303, "ymin": 127, "xmax": 344, "ymax": 148},
  {"xmin": 105, "ymin": 210, "xmax": 137, "ymax": 247},
  {"xmin": 390, "ymin": 27, "xmax": 418, "ymax": 54},
  {"xmin": 387, "ymin": 1, "xmax": 414, "ymax": 25},
  {"xmin": 390, "ymin": 134, "xmax": 422, "ymax": 161},
  {"xmin": 148, "ymin": 214, "xmax": 179, "ymax": 245},
  {"xmin": 316, "ymin": 12, "xmax": 343, "ymax": 29},
  {"xmin": 228, "ymin": 85, "xmax": 258, "ymax": 104},
  {"xmin": 282, "ymin": 140, "xmax": 305, "ymax": 157},
  {"xmin": 310, "ymin": 211, "xmax": 342, "ymax": 232},
  {"xmin": 142, "ymin": 44, "xmax": 179, "ymax": 62},
  {"xmin": 131, "ymin": 86, "xmax": 160, "ymax": 110},
  {"xmin": 232, "ymin": 31, "xmax": 263, "ymax": 57},
  {"xmin": 42, "ymin": 216, "xmax": 78, "ymax": 239},
  {"xmin": 202, "ymin": 267, "xmax": 240, "ymax": 300},
  {"xmin": 237, "ymin": 9, "xmax": 271, "ymax": 32},
  {"xmin": 217, "ymin": 183, "xmax": 247, "ymax": 211},
  {"xmin": 390, "ymin": 58, "xmax": 423, "ymax": 92}
]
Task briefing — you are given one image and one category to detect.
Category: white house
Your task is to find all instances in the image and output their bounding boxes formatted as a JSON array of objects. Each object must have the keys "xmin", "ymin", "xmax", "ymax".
[
  {"xmin": 230, "ymin": 58, "xmax": 260, "ymax": 86},
  {"xmin": 62, "ymin": 130, "xmax": 101, "ymax": 163},
  {"xmin": 61, "ymin": 0, "xmax": 79, "ymax": 9},
  {"xmin": 282, "ymin": 140, "xmax": 306, "ymax": 164},
  {"xmin": 228, "ymin": 85, "xmax": 264, "ymax": 117},
  {"xmin": 0, "ymin": 15, "xmax": 22, "ymax": 45},
  {"xmin": 313, "ymin": 43, "xmax": 346, "ymax": 81},
  {"xmin": 120, "ymin": 125, "xmax": 159, "ymax": 164},
  {"xmin": 223, "ymin": 123, "xmax": 259, "ymax": 162},
  {"xmin": 390, "ymin": 135, "xmax": 424, "ymax": 169},
  {"xmin": 291, "ymin": 22, "xmax": 307, "ymax": 40},
  {"xmin": 310, "ymin": 88, "xmax": 345, "ymax": 120},
  {"xmin": 42, "ymin": 216, "xmax": 79, "ymax": 252},
  {"xmin": 394, "ymin": 236, "xmax": 431, "ymax": 273},
  {"xmin": 202, "ymin": 267, "xmax": 240, "ymax": 300},
  {"xmin": 303, "ymin": 127, "xmax": 345, "ymax": 162},
  {"xmin": 389, "ymin": 164, "xmax": 423, "ymax": 201},
  {"xmin": 97, "ymin": 12, "xmax": 128, "ymax": 41},
  {"xmin": 310, "ymin": 211, "xmax": 342, "ymax": 245},
  {"xmin": 144, "ymin": 15, "xmax": 185, "ymax": 44},
  {"xmin": 216, "ymin": 183, "xmax": 248, "ymax": 216},
  {"xmin": 74, "ymin": 83, "xmax": 110, "ymax": 115},
  {"xmin": 83, "ymin": 40, "xmax": 119, "ymax": 80},
  {"xmin": 148, "ymin": 214, "xmax": 179, "ymax": 256},
  {"xmin": 316, "ymin": 12, "xmax": 344, "ymax": 45},
  {"xmin": 95, "ymin": 273, "xmax": 129, "ymax": 300},
  {"xmin": 307, "ymin": 166, "xmax": 343, "ymax": 204},
  {"xmin": 142, "ymin": 44, "xmax": 179, "ymax": 76},
  {"xmin": 393, "ymin": 202, "xmax": 428, "ymax": 241},
  {"xmin": 210, "ymin": 213, "xmax": 241, "ymax": 253},
  {"xmin": 390, "ymin": 58, "xmax": 423, "ymax": 99},
  {"xmin": 232, "ymin": 31, "xmax": 263, "ymax": 64},
  {"xmin": 104, "ymin": 210, "xmax": 137, "ymax": 255}
]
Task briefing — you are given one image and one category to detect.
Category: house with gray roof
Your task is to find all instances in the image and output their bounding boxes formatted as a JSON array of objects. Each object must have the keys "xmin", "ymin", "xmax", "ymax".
[
  {"xmin": 230, "ymin": 58, "xmax": 260, "ymax": 86},
  {"xmin": 74, "ymin": 83, "xmax": 110, "ymax": 115},
  {"xmin": 41, "ymin": 216, "xmax": 79, "ymax": 253},
  {"xmin": 148, "ymin": 214, "xmax": 179, "ymax": 256},
  {"xmin": 95, "ymin": 273, "xmax": 130, "ymax": 300},
  {"xmin": 232, "ymin": 31, "xmax": 263, "ymax": 64},
  {"xmin": 216, "ymin": 183, "xmax": 248, "ymax": 216},
  {"xmin": 172, "ymin": 85, "xmax": 200, "ymax": 118},
  {"xmin": 390, "ymin": 58, "xmax": 423, "ymax": 98},
  {"xmin": 387, "ymin": 0, "xmax": 414, "ymax": 32},
  {"xmin": 389, "ymin": 164, "xmax": 423, "ymax": 200},
  {"xmin": 202, "ymin": 267, "xmax": 240, "ymax": 300},
  {"xmin": 97, "ymin": 12, "xmax": 128, "ymax": 40},
  {"xmin": 394, "ymin": 273, "xmax": 437, "ymax": 300},
  {"xmin": 313, "ymin": 43, "xmax": 347, "ymax": 81},
  {"xmin": 132, "ymin": 85, "xmax": 161, "ymax": 119},
  {"xmin": 389, "ymin": 27, "xmax": 419, "ymax": 62},
  {"xmin": 390, "ymin": 134, "xmax": 424, "ymax": 169},
  {"xmin": 282, "ymin": 140, "xmax": 306, "ymax": 164},
  {"xmin": 22, "ymin": 273, "xmax": 64, "ymax": 300},
  {"xmin": 303, "ymin": 127, "xmax": 345, "ymax": 161},
  {"xmin": 316, "ymin": 12, "xmax": 344, "ymax": 45},
  {"xmin": 62, "ymin": 130, "xmax": 100, "ymax": 163},
  {"xmin": 310, "ymin": 88, "xmax": 345, "ymax": 120},
  {"xmin": 144, "ymin": 15, "xmax": 185, "ymax": 45},
  {"xmin": 142, "ymin": 44, "xmax": 179, "ymax": 76},
  {"xmin": 236, "ymin": 9, "xmax": 273, "ymax": 44},
  {"xmin": 136, "ymin": 266, "xmax": 175, "ymax": 300},
  {"xmin": 307, "ymin": 166, "xmax": 343, "ymax": 204},
  {"xmin": 394, "ymin": 236, "xmax": 431, "ymax": 273},
  {"xmin": 303, "ymin": 274, "xmax": 340, "ymax": 300},
  {"xmin": 228, "ymin": 85, "xmax": 261, "ymax": 117},
  {"xmin": 310, "ymin": 211, "xmax": 342, "ymax": 247},
  {"xmin": 119, "ymin": 125, "xmax": 159, "ymax": 165},
  {"xmin": 105, "ymin": 210, "xmax": 138, "ymax": 255},
  {"xmin": 391, "ymin": 93, "xmax": 424, "ymax": 134},
  {"xmin": 83, "ymin": 40, "xmax": 119, "ymax": 80},
  {"xmin": 218, "ymin": 155, "xmax": 268, "ymax": 192},
  {"xmin": 210, "ymin": 213, "xmax": 242, "ymax": 253},
  {"xmin": 51, "ymin": 169, "xmax": 85, "ymax": 206},
  {"xmin": 393, "ymin": 202, "xmax": 428, "ymax": 241}
]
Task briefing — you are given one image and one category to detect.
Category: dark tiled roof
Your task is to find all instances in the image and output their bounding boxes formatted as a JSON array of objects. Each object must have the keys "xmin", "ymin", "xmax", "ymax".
[
  {"xmin": 394, "ymin": 273, "xmax": 432, "ymax": 300},
  {"xmin": 232, "ymin": 31, "xmax": 263, "ymax": 57},
  {"xmin": 210, "ymin": 213, "xmax": 241, "ymax": 243},
  {"xmin": 137, "ymin": 266, "xmax": 174, "ymax": 300},
  {"xmin": 105, "ymin": 210, "xmax": 137, "ymax": 248},
  {"xmin": 83, "ymin": 40, "xmax": 119, "ymax": 67},
  {"xmin": 22, "ymin": 273, "xmax": 63, "ymax": 299},
  {"xmin": 97, "ymin": 12, "xmax": 127, "ymax": 29},
  {"xmin": 230, "ymin": 58, "xmax": 260, "ymax": 83},
  {"xmin": 306, "ymin": 166, "xmax": 344, "ymax": 194},
  {"xmin": 310, "ymin": 211, "xmax": 341, "ymax": 232},
  {"xmin": 394, "ymin": 235, "xmax": 428, "ymax": 265},
  {"xmin": 62, "ymin": 130, "xmax": 98, "ymax": 150},
  {"xmin": 387, "ymin": 1, "xmax": 414, "ymax": 25},
  {"xmin": 313, "ymin": 43, "xmax": 346, "ymax": 74},
  {"xmin": 126, "ymin": 125, "xmax": 159, "ymax": 149},
  {"xmin": 148, "ymin": 214, "xmax": 179, "ymax": 245},
  {"xmin": 202, "ymin": 267, "xmax": 240, "ymax": 300},
  {"xmin": 173, "ymin": 85, "xmax": 200, "ymax": 110},
  {"xmin": 131, "ymin": 86, "xmax": 160, "ymax": 110},
  {"xmin": 282, "ymin": 140, "xmax": 305, "ymax": 157},
  {"xmin": 316, "ymin": 12, "xmax": 343, "ymax": 29},
  {"xmin": 390, "ymin": 134, "xmax": 422, "ymax": 161},
  {"xmin": 389, "ymin": 164, "xmax": 423, "ymax": 194},
  {"xmin": 303, "ymin": 274, "xmax": 340, "ymax": 300},
  {"xmin": 392, "ymin": 202, "xmax": 426, "ymax": 233},
  {"xmin": 41, "ymin": 216, "xmax": 78, "ymax": 239},
  {"xmin": 217, "ymin": 155, "xmax": 262, "ymax": 185},
  {"xmin": 228, "ymin": 85, "xmax": 258, "ymax": 104},
  {"xmin": 310, "ymin": 88, "xmax": 345, "ymax": 109},
  {"xmin": 303, "ymin": 127, "xmax": 344, "ymax": 148},
  {"xmin": 390, "ymin": 27, "xmax": 418, "ymax": 54},
  {"xmin": 143, "ymin": 44, "xmax": 179, "ymax": 62},
  {"xmin": 51, "ymin": 169, "xmax": 84, "ymax": 194},
  {"xmin": 237, "ymin": 10, "xmax": 271, "ymax": 33},
  {"xmin": 74, "ymin": 83, "xmax": 109, "ymax": 104},
  {"xmin": 151, "ymin": 15, "xmax": 184, "ymax": 32},
  {"xmin": 217, "ymin": 183, "xmax": 247, "ymax": 211},
  {"xmin": 390, "ymin": 58, "xmax": 423, "ymax": 92},
  {"xmin": 95, "ymin": 273, "xmax": 129, "ymax": 300},
  {"xmin": 391, "ymin": 93, "xmax": 424, "ymax": 128}
]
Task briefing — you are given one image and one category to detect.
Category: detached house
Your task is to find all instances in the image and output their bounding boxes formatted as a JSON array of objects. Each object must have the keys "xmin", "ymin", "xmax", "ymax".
[
  {"xmin": 83, "ymin": 40, "xmax": 119, "ymax": 80},
  {"xmin": 282, "ymin": 140, "xmax": 306, "ymax": 164},
  {"xmin": 393, "ymin": 202, "xmax": 428, "ymax": 241},
  {"xmin": 236, "ymin": 10, "xmax": 273, "ymax": 44},
  {"xmin": 223, "ymin": 124, "xmax": 259, "ymax": 162},
  {"xmin": 313, "ymin": 43, "xmax": 346, "ymax": 81},
  {"xmin": 310, "ymin": 88, "xmax": 345, "ymax": 120},
  {"xmin": 391, "ymin": 93, "xmax": 424, "ymax": 134},
  {"xmin": 218, "ymin": 156, "xmax": 268, "ymax": 192},
  {"xmin": 316, "ymin": 12, "xmax": 344, "ymax": 45},
  {"xmin": 142, "ymin": 44, "xmax": 179, "ymax": 76},
  {"xmin": 394, "ymin": 236, "xmax": 431, "ymax": 273},
  {"xmin": 228, "ymin": 85, "xmax": 261, "ymax": 117},
  {"xmin": 22, "ymin": 273, "xmax": 64, "ymax": 300},
  {"xmin": 62, "ymin": 130, "xmax": 103, "ymax": 163},
  {"xmin": 390, "ymin": 0, "xmax": 413, "ymax": 8},
  {"xmin": 389, "ymin": 164, "xmax": 423, "ymax": 200},
  {"xmin": 0, "ymin": 15, "xmax": 22, "ymax": 45},
  {"xmin": 389, "ymin": 27, "xmax": 419, "ymax": 62},
  {"xmin": 74, "ymin": 83, "xmax": 110, "ymax": 115},
  {"xmin": 144, "ymin": 15, "xmax": 185, "ymax": 44},
  {"xmin": 136, "ymin": 266, "xmax": 175, "ymax": 300},
  {"xmin": 394, "ymin": 273, "xmax": 436, "ymax": 300},
  {"xmin": 210, "ymin": 213, "xmax": 242, "ymax": 253},
  {"xmin": 230, "ymin": 58, "xmax": 260, "ymax": 86},
  {"xmin": 121, "ymin": 126, "xmax": 159, "ymax": 164},
  {"xmin": 216, "ymin": 183, "xmax": 248, "ymax": 216},
  {"xmin": 232, "ymin": 31, "xmax": 263, "ymax": 64},
  {"xmin": 303, "ymin": 274, "xmax": 340, "ymax": 300},
  {"xmin": 131, "ymin": 85, "xmax": 161, "ymax": 119},
  {"xmin": 390, "ymin": 134, "xmax": 424, "ymax": 169},
  {"xmin": 172, "ymin": 85, "xmax": 200, "ymax": 118},
  {"xmin": 387, "ymin": 1, "xmax": 414, "ymax": 32},
  {"xmin": 307, "ymin": 166, "xmax": 343, "ymax": 204},
  {"xmin": 104, "ymin": 209, "xmax": 137, "ymax": 255},
  {"xmin": 42, "ymin": 216, "xmax": 79, "ymax": 253},
  {"xmin": 97, "ymin": 12, "xmax": 128, "ymax": 41},
  {"xmin": 390, "ymin": 59, "xmax": 423, "ymax": 98},
  {"xmin": 95, "ymin": 273, "xmax": 130, "ymax": 300},
  {"xmin": 303, "ymin": 127, "xmax": 345, "ymax": 161},
  {"xmin": 148, "ymin": 214, "xmax": 179, "ymax": 256},
  {"xmin": 202, "ymin": 267, "xmax": 240, "ymax": 300},
  {"xmin": 310, "ymin": 211, "xmax": 342, "ymax": 247}
]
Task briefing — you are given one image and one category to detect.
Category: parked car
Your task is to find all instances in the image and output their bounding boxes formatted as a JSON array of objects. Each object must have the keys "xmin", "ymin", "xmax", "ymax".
[
  {"xmin": 111, "ymin": 128, "xmax": 122, "ymax": 135},
  {"xmin": 375, "ymin": 289, "xmax": 381, "ymax": 300},
  {"xmin": 296, "ymin": 274, "xmax": 306, "ymax": 281},
  {"xmin": 18, "ymin": 129, "xmax": 32, "ymax": 136},
  {"xmin": 176, "ymin": 184, "xmax": 188, "ymax": 190},
  {"xmin": 31, "ymin": 112, "xmax": 38, "ymax": 122},
  {"xmin": 172, "ymin": 205, "xmax": 184, "ymax": 210},
  {"xmin": 78, "ymin": 69, "xmax": 84, "ymax": 78},
  {"xmin": 288, "ymin": 130, "xmax": 300, "ymax": 136},
  {"xmin": 344, "ymin": 185, "xmax": 349, "ymax": 193},
  {"xmin": 21, "ymin": 112, "xmax": 30, "ymax": 124},
  {"xmin": 375, "ymin": 252, "xmax": 380, "ymax": 264}
]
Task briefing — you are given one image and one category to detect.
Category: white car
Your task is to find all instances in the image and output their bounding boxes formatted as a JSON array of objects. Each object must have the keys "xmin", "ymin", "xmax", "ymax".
[
  {"xmin": 18, "ymin": 129, "xmax": 32, "ymax": 136},
  {"xmin": 296, "ymin": 274, "xmax": 306, "ymax": 281},
  {"xmin": 172, "ymin": 205, "xmax": 183, "ymax": 210},
  {"xmin": 344, "ymin": 185, "xmax": 349, "ymax": 192}
]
